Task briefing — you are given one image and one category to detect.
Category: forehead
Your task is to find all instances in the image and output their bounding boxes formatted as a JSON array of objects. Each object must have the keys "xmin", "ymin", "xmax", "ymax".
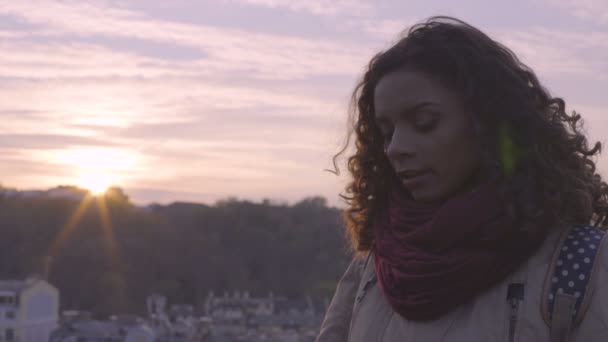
[{"xmin": 373, "ymin": 70, "xmax": 457, "ymax": 118}]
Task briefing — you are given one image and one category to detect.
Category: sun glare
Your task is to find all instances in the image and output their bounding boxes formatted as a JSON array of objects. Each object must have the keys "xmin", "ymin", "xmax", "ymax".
[
  {"xmin": 59, "ymin": 148, "xmax": 137, "ymax": 171},
  {"xmin": 77, "ymin": 173, "xmax": 115, "ymax": 195}
]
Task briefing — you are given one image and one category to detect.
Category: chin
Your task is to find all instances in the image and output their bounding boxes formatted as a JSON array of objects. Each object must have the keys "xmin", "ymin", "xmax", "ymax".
[{"xmin": 408, "ymin": 189, "xmax": 445, "ymax": 203}]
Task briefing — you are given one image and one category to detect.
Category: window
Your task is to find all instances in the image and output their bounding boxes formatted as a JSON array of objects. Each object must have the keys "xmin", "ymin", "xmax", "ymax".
[
  {"xmin": 5, "ymin": 328, "xmax": 14, "ymax": 341},
  {"xmin": 5, "ymin": 311, "xmax": 15, "ymax": 319}
]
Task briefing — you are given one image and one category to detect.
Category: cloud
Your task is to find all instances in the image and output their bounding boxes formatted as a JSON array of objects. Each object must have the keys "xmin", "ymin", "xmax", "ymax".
[
  {"xmin": 566, "ymin": 104, "xmax": 608, "ymax": 177},
  {"xmin": 0, "ymin": 134, "xmax": 122, "ymax": 149},
  {"xmin": 493, "ymin": 27, "xmax": 608, "ymax": 79},
  {"xmin": 0, "ymin": 1, "xmax": 371, "ymax": 80},
  {"xmin": 0, "ymin": 75, "xmax": 343, "ymax": 139},
  {"xmin": 544, "ymin": 0, "xmax": 608, "ymax": 25},
  {"xmin": 1, "ymin": 0, "xmax": 606, "ymax": 206},
  {"xmin": 0, "ymin": 41, "xmax": 184, "ymax": 79},
  {"xmin": 0, "ymin": 75, "xmax": 347, "ymax": 205},
  {"xmin": 0, "ymin": 0, "xmax": 355, "ymax": 203},
  {"xmin": 235, "ymin": 0, "xmax": 373, "ymax": 17},
  {"xmin": 356, "ymin": 18, "xmax": 412, "ymax": 40}
]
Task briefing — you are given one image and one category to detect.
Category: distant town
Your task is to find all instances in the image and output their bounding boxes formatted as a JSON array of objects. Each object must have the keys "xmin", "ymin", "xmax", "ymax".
[{"xmin": 0, "ymin": 276, "xmax": 328, "ymax": 342}]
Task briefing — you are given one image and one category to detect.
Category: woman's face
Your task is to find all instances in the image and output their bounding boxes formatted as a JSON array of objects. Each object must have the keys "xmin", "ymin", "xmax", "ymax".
[{"xmin": 373, "ymin": 69, "xmax": 483, "ymax": 202}]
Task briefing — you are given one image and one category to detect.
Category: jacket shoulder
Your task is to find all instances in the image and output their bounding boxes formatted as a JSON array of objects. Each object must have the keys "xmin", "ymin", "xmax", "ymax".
[
  {"xmin": 546, "ymin": 225, "xmax": 608, "ymax": 340},
  {"xmin": 315, "ymin": 254, "xmax": 367, "ymax": 342}
]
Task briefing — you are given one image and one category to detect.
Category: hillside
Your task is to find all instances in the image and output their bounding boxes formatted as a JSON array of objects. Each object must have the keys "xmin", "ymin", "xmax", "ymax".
[{"xmin": 0, "ymin": 186, "xmax": 351, "ymax": 317}]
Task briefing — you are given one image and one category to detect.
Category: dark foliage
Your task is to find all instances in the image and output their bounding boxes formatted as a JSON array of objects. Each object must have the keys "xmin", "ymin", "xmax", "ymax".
[{"xmin": 0, "ymin": 187, "xmax": 349, "ymax": 317}]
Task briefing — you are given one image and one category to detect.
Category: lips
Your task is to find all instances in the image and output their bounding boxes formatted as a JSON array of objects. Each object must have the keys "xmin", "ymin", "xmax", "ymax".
[
  {"xmin": 397, "ymin": 169, "xmax": 431, "ymax": 189},
  {"xmin": 397, "ymin": 169, "xmax": 430, "ymax": 179}
]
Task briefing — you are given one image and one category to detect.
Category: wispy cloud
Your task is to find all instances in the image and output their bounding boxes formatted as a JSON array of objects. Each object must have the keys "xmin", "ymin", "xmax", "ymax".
[
  {"xmin": 0, "ymin": 1, "xmax": 371, "ymax": 80},
  {"xmin": 1, "ymin": 0, "xmax": 607, "ymax": 205},
  {"xmin": 235, "ymin": 0, "xmax": 373, "ymax": 16},
  {"xmin": 494, "ymin": 27, "xmax": 608, "ymax": 79},
  {"xmin": 545, "ymin": 0, "xmax": 608, "ymax": 25}
]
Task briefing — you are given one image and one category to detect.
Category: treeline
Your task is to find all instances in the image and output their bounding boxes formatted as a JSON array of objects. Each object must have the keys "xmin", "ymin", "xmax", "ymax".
[{"xmin": 0, "ymin": 186, "xmax": 351, "ymax": 317}]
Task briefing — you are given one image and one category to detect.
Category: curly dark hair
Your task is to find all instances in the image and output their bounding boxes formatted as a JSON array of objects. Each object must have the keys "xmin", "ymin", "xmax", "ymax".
[{"xmin": 332, "ymin": 16, "xmax": 608, "ymax": 254}]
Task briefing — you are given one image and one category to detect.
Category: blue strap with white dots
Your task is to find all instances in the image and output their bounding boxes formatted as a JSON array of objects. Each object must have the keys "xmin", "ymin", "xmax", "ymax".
[{"xmin": 545, "ymin": 224, "xmax": 606, "ymax": 326}]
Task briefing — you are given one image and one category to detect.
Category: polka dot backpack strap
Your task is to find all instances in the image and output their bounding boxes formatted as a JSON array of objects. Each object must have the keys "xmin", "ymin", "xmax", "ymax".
[{"xmin": 541, "ymin": 224, "xmax": 608, "ymax": 342}]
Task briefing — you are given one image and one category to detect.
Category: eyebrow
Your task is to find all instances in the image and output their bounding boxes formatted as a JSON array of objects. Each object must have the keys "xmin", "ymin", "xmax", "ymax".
[{"xmin": 375, "ymin": 101, "xmax": 437, "ymax": 124}]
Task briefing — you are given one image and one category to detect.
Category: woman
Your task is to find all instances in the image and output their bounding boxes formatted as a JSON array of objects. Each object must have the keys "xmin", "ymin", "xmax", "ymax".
[{"xmin": 317, "ymin": 17, "xmax": 608, "ymax": 341}]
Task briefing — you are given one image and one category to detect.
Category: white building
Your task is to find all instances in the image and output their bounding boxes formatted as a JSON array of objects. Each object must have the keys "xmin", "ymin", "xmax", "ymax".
[
  {"xmin": 145, "ymin": 294, "xmax": 212, "ymax": 341},
  {"xmin": 205, "ymin": 291, "xmax": 274, "ymax": 321},
  {"xmin": 0, "ymin": 277, "xmax": 59, "ymax": 341}
]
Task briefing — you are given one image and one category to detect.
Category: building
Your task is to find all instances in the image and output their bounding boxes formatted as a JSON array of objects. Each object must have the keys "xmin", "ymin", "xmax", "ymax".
[
  {"xmin": 50, "ymin": 318, "xmax": 156, "ymax": 342},
  {"xmin": 204, "ymin": 291, "xmax": 274, "ymax": 322},
  {"xmin": 0, "ymin": 277, "xmax": 59, "ymax": 341},
  {"xmin": 145, "ymin": 294, "xmax": 212, "ymax": 341}
]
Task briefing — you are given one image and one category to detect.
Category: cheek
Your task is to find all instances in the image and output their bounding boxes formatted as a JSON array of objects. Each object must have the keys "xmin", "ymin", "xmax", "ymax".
[
  {"xmin": 401, "ymin": 132, "xmax": 481, "ymax": 202},
  {"xmin": 429, "ymin": 131, "xmax": 481, "ymax": 180}
]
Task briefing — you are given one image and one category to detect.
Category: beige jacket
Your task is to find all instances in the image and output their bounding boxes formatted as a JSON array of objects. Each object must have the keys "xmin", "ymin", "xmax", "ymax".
[{"xmin": 316, "ymin": 227, "xmax": 608, "ymax": 342}]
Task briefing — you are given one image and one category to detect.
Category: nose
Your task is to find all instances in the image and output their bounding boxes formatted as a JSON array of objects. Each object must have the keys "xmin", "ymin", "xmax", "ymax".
[{"xmin": 385, "ymin": 127, "xmax": 416, "ymax": 163}]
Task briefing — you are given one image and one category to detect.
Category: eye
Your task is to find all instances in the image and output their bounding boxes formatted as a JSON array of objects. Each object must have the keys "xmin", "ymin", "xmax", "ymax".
[{"xmin": 413, "ymin": 112, "xmax": 438, "ymax": 132}]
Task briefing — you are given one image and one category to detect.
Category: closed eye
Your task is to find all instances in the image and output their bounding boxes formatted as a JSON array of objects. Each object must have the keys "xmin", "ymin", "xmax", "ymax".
[{"xmin": 412, "ymin": 111, "xmax": 439, "ymax": 132}]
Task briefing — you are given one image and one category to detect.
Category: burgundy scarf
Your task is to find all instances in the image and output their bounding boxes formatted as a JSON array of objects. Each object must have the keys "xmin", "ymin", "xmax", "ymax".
[{"xmin": 374, "ymin": 178, "xmax": 550, "ymax": 321}]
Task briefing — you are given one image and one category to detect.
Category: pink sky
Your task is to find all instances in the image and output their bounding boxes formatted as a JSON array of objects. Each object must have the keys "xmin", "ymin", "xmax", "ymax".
[{"xmin": 1, "ymin": 0, "xmax": 608, "ymax": 206}]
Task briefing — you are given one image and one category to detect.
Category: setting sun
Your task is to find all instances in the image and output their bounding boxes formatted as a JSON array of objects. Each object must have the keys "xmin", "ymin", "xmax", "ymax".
[{"xmin": 77, "ymin": 172, "xmax": 115, "ymax": 195}]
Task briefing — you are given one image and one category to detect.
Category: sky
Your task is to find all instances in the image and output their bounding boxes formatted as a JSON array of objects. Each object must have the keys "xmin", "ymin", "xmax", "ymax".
[{"xmin": 1, "ymin": 0, "xmax": 608, "ymax": 207}]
